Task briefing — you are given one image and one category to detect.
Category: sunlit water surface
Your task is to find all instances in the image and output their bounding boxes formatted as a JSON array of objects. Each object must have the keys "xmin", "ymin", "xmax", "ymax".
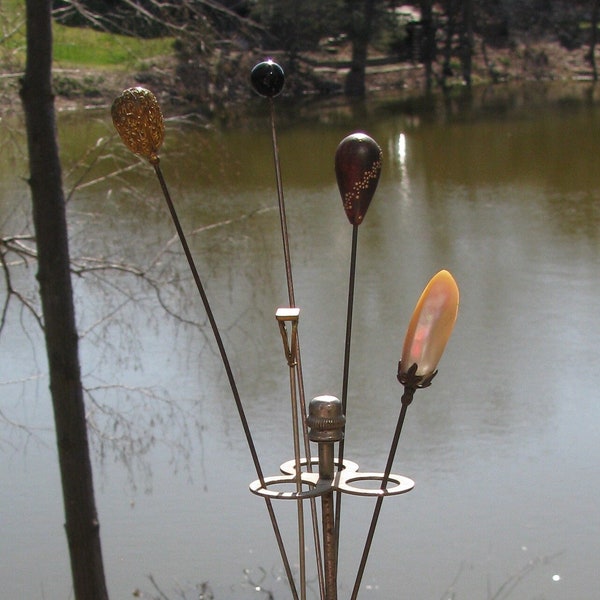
[{"xmin": 2, "ymin": 83, "xmax": 600, "ymax": 599}]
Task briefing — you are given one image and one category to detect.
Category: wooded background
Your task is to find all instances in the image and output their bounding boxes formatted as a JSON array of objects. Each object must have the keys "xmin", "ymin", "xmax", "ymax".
[{"xmin": 51, "ymin": 0, "xmax": 600, "ymax": 97}]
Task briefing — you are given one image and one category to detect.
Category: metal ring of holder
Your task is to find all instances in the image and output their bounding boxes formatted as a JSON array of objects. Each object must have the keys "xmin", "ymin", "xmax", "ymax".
[
  {"xmin": 249, "ymin": 457, "xmax": 414, "ymax": 500},
  {"xmin": 249, "ymin": 472, "xmax": 326, "ymax": 500},
  {"xmin": 334, "ymin": 471, "xmax": 414, "ymax": 497}
]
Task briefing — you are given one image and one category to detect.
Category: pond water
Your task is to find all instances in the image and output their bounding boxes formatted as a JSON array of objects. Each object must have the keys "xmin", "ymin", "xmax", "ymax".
[{"xmin": 2, "ymin": 82, "xmax": 600, "ymax": 599}]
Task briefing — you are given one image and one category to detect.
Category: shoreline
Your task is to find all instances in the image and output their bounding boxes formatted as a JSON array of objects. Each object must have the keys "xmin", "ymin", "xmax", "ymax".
[{"xmin": 2, "ymin": 38, "xmax": 598, "ymax": 118}]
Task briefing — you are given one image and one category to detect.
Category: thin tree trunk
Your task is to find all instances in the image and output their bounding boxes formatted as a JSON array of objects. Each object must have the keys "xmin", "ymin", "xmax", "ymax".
[
  {"xmin": 591, "ymin": 0, "xmax": 599, "ymax": 81},
  {"xmin": 460, "ymin": 0, "xmax": 474, "ymax": 86},
  {"xmin": 420, "ymin": 0, "xmax": 435, "ymax": 92},
  {"xmin": 442, "ymin": 0, "xmax": 457, "ymax": 87},
  {"xmin": 344, "ymin": 0, "xmax": 377, "ymax": 97},
  {"xmin": 20, "ymin": 2, "xmax": 109, "ymax": 599}
]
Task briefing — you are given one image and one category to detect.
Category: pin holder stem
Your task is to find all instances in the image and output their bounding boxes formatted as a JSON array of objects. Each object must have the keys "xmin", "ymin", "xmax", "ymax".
[
  {"xmin": 321, "ymin": 450, "xmax": 337, "ymax": 600},
  {"xmin": 269, "ymin": 98, "xmax": 295, "ymax": 308},
  {"xmin": 250, "ymin": 390, "xmax": 415, "ymax": 600},
  {"xmin": 307, "ymin": 395, "xmax": 345, "ymax": 600}
]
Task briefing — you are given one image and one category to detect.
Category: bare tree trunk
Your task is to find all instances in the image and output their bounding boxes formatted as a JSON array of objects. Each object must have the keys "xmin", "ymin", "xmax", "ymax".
[
  {"xmin": 19, "ymin": 2, "xmax": 109, "ymax": 599},
  {"xmin": 460, "ymin": 0, "xmax": 474, "ymax": 86},
  {"xmin": 420, "ymin": 0, "xmax": 435, "ymax": 92},
  {"xmin": 590, "ymin": 0, "xmax": 599, "ymax": 81},
  {"xmin": 344, "ymin": 0, "xmax": 377, "ymax": 97},
  {"xmin": 441, "ymin": 0, "xmax": 458, "ymax": 88}
]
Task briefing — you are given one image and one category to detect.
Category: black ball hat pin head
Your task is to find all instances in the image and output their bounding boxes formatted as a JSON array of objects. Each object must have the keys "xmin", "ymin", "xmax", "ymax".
[{"xmin": 251, "ymin": 60, "xmax": 285, "ymax": 98}]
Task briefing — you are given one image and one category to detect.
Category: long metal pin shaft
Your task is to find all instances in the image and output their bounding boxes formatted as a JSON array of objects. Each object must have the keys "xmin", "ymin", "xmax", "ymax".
[
  {"xmin": 278, "ymin": 313, "xmax": 307, "ymax": 600},
  {"xmin": 288, "ymin": 364, "xmax": 307, "ymax": 600},
  {"xmin": 152, "ymin": 161, "xmax": 299, "ymax": 600},
  {"xmin": 339, "ymin": 224, "xmax": 359, "ymax": 425},
  {"xmin": 269, "ymin": 100, "xmax": 326, "ymax": 598},
  {"xmin": 296, "ymin": 346, "xmax": 325, "ymax": 600},
  {"xmin": 349, "ymin": 387, "xmax": 416, "ymax": 600},
  {"xmin": 297, "ymin": 346, "xmax": 326, "ymax": 600},
  {"xmin": 294, "ymin": 350, "xmax": 325, "ymax": 598},
  {"xmin": 334, "ymin": 223, "xmax": 359, "ymax": 560},
  {"xmin": 269, "ymin": 98, "xmax": 295, "ymax": 306}
]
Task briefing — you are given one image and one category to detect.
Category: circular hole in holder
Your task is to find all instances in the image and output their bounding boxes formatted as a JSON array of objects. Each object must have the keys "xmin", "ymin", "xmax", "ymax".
[
  {"xmin": 344, "ymin": 478, "xmax": 386, "ymax": 491},
  {"xmin": 249, "ymin": 473, "xmax": 324, "ymax": 500},
  {"xmin": 335, "ymin": 472, "xmax": 415, "ymax": 497}
]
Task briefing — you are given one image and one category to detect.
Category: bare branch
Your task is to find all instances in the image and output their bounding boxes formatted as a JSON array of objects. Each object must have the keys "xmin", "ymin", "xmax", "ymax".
[
  {"xmin": 54, "ymin": 0, "xmax": 261, "ymax": 41},
  {"xmin": 0, "ymin": 241, "xmax": 44, "ymax": 334},
  {"xmin": 65, "ymin": 135, "xmax": 116, "ymax": 203},
  {"xmin": 488, "ymin": 552, "xmax": 564, "ymax": 600},
  {"xmin": 147, "ymin": 574, "xmax": 172, "ymax": 600}
]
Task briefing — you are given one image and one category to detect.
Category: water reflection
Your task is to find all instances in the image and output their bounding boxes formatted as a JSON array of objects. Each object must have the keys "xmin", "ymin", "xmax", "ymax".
[{"xmin": 2, "ymin": 83, "xmax": 600, "ymax": 599}]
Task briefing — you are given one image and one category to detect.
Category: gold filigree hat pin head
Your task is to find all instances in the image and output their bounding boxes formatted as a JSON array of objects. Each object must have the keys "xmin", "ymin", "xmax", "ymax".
[{"xmin": 111, "ymin": 87, "xmax": 165, "ymax": 164}]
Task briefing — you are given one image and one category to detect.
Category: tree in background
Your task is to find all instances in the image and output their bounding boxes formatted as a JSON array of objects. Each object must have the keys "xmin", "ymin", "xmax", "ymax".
[
  {"xmin": 52, "ymin": 0, "xmax": 258, "ymax": 109},
  {"xmin": 440, "ymin": 0, "xmax": 474, "ymax": 87},
  {"xmin": 460, "ymin": 0, "xmax": 474, "ymax": 86},
  {"xmin": 344, "ymin": 0, "xmax": 378, "ymax": 96},
  {"xmin": 420, "ymin": 0, "xmax": 435, "ymax": 91},
  {"xmin": 19, "ymin": 1, "xmax": 109, "ymax": 598},
  {"xmin": 440, "ymin": 0, "xmax": 459, "ymax": 81},
  {"xmin": 47, "ymin": 0, "xmax": 600, "ymax": 102},
  {"xmin": 250, "ymin": 0, "xmax": 345, "ymax": 62},
  {"xmin": 588, "ymin": 0, "xmax": 600, "ymax": 80}
]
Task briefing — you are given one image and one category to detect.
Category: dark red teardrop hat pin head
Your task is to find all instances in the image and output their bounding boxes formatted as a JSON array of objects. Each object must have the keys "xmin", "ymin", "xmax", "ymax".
[{"xmin": 335, "ymin": 132, "xmax": 382, "ymax": 226}]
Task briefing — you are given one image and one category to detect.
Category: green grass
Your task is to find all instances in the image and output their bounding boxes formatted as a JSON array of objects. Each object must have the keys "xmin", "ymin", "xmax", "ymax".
[
  {"xmin": 1, "ymin": 1, "xmax": 174, "ymax": 70},
  {"xmin": 53, "ymin": 24, "xmax": 174, "ymax": 69}
]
